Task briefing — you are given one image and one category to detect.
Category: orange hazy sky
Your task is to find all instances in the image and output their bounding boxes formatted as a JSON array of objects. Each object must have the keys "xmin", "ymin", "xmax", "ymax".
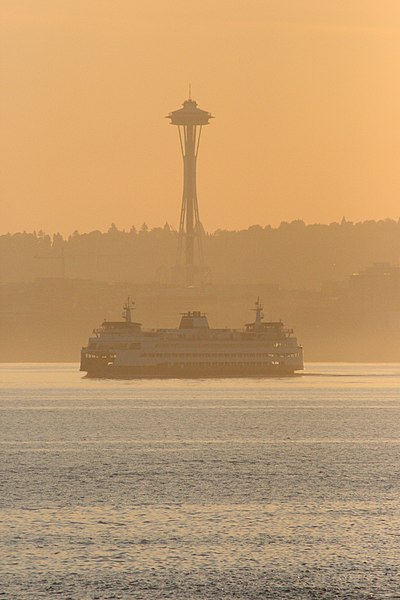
[{"xmin": 1, "ymin": 0, "xmax": 400, "ymax": 235}]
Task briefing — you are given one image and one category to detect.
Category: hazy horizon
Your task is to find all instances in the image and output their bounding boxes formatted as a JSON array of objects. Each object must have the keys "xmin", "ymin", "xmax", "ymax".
[{"xmin": 2, "ymin": 1, "xmax": 400, "ymax": 235}]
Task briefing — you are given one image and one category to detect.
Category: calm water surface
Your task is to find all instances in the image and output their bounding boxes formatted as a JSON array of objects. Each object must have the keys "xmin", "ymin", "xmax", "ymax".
[{"xmin": 1, "ymin": 363, "xmax": 400, "ymax": 599}]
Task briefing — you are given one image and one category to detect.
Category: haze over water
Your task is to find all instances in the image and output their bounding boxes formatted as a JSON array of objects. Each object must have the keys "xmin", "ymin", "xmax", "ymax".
[{"xmin": 1, "ymin": 363, "xmax": 400, "ymax": 599}]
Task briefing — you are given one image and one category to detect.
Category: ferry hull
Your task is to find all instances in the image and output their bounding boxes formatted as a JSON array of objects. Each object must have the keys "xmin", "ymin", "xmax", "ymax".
[{"xmin": 81, "ymin": 361, "xmax": 302, "ymax": 379}]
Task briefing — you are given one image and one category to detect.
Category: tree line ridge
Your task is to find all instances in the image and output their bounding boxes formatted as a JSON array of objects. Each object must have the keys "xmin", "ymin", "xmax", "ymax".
[{"xmin": 1, "ymin": 218, "xmax": 399, "ymax": 288}]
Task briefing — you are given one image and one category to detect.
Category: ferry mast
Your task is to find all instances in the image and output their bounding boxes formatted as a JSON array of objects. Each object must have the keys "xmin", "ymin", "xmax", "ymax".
[{"xmin": 167, "ymin": 93, "xmax": 213, "ymax": 286}]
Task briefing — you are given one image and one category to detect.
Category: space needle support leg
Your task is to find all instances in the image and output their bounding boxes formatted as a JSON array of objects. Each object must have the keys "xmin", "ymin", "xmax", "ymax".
[
  {"xmin": 194, "ymin": 125, "xmax": 203, "ymax": 264},
  {"xmin": 177, "ymin": 126, "xmax": 186, "ymax": 265},
  {"xmin": 185, "ymin": 124, "xmax": 195, "ymax": 275}
]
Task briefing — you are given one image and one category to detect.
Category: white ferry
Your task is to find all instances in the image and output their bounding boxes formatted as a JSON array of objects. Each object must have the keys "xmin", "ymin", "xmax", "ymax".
[{"xmin": 80, "ymin": 298, "xmax": 304, "ymax": 378}]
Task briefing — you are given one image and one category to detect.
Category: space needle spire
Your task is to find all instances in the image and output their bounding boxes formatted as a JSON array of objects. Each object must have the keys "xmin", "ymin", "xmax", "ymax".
[{"xmin": 167, "ymin": 94, "xmax": 214, "ymax": 286}]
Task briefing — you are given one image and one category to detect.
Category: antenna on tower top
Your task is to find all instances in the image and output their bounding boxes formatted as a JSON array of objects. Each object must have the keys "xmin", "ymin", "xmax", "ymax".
[{"xmin": 188, "ymin": 83, "xmax": 192, "ymax": 99}]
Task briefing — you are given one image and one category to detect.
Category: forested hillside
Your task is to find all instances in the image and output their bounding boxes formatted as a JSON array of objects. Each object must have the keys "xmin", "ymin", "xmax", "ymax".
[{"xmin": 1, "ymin": 219, "xmax": 399, "ymax": 288}]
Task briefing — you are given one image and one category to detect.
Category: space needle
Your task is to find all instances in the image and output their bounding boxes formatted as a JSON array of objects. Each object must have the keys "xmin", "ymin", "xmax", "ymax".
[{"xmin": 167, "ymin": 92, "xmax": 214, "ymax": 286}]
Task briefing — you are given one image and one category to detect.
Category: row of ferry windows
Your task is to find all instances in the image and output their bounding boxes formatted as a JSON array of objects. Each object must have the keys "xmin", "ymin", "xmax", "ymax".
[
  {"xmin": 159, "ymin": 342, "xmax": 286, "ymax": 347},
  {"xmin": 90, "ymin": 342, "xmax": 287, "ymax": 350},
  {"xmin": 84, "ymin": 353, "xmax": 116, "ymax": 359},
  {"xmin": 85, "ymin": 351, "xmax": 300, "ymax": 359},
  {"xmin": 168, "ymin": 361, "xmax": 283, "ymax": 366},
  {"xmin": 141, "ymin": 352, "xmax": 300, "ymax": 359},
  {"xmin": 84, "ymin": 355, "xmax": 285, "ymax": 366}
]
